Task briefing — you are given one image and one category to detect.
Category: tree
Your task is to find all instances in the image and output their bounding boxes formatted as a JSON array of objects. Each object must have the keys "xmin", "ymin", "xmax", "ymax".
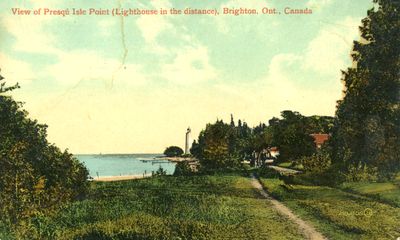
[
  {"xmin": 163, "ymin": 146, "xmax": 184, "ymax": 157},
  {"xmin": 331, "ymin": 0, "xmax": 400, "ymax": 180},
  {"xmin": 194, "ymin": 120, "xmax": 241, "ymax": 170},
  {"xmin": 190, "ymin": 112, "xmax": 333, "ymax": 170},
  {"xmin": 270, "ymin": 111, "xmax": 316, "ymax": 162},
  {"xmin": 306, "ymin": 116, "xmax": 335, "ymax": 134},
  {"xmin": 0, "ymin": 74, "xmax": 88, "ymax": 234}
]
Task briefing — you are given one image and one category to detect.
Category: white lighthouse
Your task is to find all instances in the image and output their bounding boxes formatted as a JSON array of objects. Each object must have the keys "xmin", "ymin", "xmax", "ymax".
[{"xmin": 185, "ymin": 127, "xmax": 191, "ymax": 154}]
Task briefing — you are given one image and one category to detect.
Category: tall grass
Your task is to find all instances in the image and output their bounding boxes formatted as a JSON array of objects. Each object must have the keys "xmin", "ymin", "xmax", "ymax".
[
  {"xmin": 3, "ymin": 172, "xmax": 304, "ymax": 239},
  {"xmin": 259, "ymin": 169, "xmax": 400, "ymax": 240}
]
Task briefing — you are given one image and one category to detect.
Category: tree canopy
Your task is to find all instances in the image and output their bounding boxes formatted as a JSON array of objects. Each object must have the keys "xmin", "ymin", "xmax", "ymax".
[
  {"xmin": 191, "ymin": 112, "xmax": 334, "ymax": 170},
  {"xmin": 163, "ymin": 146, "xmax": 184, "ymax": 157},
  {"xmin": 331, "ymin": 0, "xmax": 400, "ymax": 180},
  {"xmin": 0, "ymin": 74, "xmax": 88, "ymax": 236}
]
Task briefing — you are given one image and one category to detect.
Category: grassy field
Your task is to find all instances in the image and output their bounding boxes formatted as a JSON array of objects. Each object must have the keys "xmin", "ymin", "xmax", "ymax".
[
  {"xmin": 3, "ymin": 169, "xmax": 399, "ymax": 239},
  {"xmin": 340, "ymin": 181, "xmax": 400, "ymax": 207},
  {"xmin": 259, "ymin": 173, "xmax": 400, "ymax": 240},
  {"xmin": 12, "ymin": 172, "xmax": 305, "ymax": 239},
  {"xmin": 277, "ymin": 162, "xmax": 304, "ymax": 171}
]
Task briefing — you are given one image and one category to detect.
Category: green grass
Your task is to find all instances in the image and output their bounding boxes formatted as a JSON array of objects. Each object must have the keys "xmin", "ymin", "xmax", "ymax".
[
  {"xmin": 259, "ymin": 175, "xmax": 400, "ymax": 240},
  {"xmin": 13, "ymin": 172, "xmax": 304, "ymax": 239},
  {"xmin": 277, "ymin": 162, "xmax": 304, "ymax": 171},
  {"xmin": 340, "ymin": 181, "xmax": 400, "ymax": 207}
]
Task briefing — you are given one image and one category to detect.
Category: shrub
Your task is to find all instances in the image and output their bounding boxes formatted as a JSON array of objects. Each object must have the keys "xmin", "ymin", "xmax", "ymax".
[
  {"xmin": 344, "ymin": 163, "xmax": 378, "ymax": 182},
  {"xmin": 173, "ymin": 161, "xmax": 193, "ymax": 176},
  {"xmin": 153, "ymin": 166, "xmax": 167, "ymax": 176},
  {"xmin": 300, "ymin": 151, "xmax": 331, "ymax": 173}
]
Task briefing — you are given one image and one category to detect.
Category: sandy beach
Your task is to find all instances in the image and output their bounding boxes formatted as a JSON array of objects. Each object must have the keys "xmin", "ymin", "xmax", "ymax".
[{"xmin": 93, "ymin": 174, "xmax": 152, "ymax": 182}]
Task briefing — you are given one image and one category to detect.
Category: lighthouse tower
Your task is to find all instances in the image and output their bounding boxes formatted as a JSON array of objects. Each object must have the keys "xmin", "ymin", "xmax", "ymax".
[{"xmin": 185, "ymin": 127, "xmax": 191, "ymax": 154}]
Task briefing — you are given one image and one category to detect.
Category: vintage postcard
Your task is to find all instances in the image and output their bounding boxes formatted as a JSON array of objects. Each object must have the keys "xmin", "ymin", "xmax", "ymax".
[{"xmin": 0, "ymin": 0, "xmax": 399, "ymax": 239}]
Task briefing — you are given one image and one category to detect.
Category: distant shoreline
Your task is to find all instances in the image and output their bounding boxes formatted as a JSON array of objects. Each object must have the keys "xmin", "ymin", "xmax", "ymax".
[
  {"xmin": 92, "ymin": 174, "xmax": 152, "ymax": 182},
  {"xmin": 155, "ymin": 156, "xmax": 197, "ymax": 162},
  {"xmin": 74, "ymin": 153, "xmax": 163, "ymax": 156}
]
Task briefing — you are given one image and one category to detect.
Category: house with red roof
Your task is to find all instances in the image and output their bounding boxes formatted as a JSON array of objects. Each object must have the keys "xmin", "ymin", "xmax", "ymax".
[{"xmin": 310, "ymin": 133, "xmax": 330, "ymax": 148}]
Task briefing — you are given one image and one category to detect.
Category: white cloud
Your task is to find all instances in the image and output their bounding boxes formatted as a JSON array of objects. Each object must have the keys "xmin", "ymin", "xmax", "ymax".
[
  {"xmin": 45, "ymin": 51, "xmax": 147, "ymax": 86},
  {"xmin": 263, "ymin": 54, "xmax": 304, "ymax": 102},
  {"xmin": 2, "ymin": 14, "xmax": 59, "ymax": 54},
  {"xmin": 136, "ymin": 0, "xmax": 172, "ymax": 44},
  {"xmin": 224, "ymin": 52, "xmax": 343, "ymax": 117},
  {"xmin": 303, "ymin": 17, "xmax": 361, "ymax": 75},
  {"xmin": 1, "ymin": 0, "xmax": 70, "ymax": 55},
  {"xmin": 2, "ymin": 2, "xmax": 148, "ymax": 88},
  {"xmin": 250, "ymin": 18, "xmax": 363, "ymax": 115},
  {"xmin": 136, "ymin": 15, "xmax": 172, "ymax": 43},
  {"xmin": 161, "ymin": 45, "xmax": 217, "ymax": 85}
]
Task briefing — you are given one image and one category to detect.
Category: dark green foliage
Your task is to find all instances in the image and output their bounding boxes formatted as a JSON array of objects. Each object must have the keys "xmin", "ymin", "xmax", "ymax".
[
  {"xmin": 14, "ymin": 174, "xmax": 303, "ymax": 239},
  {"xmin": 269, "ymin": 111, "xmax": 317, "ymax": 162},
  {"xmin": 192, "ymin": 112, "xmax": 334, "ymax": 170},
  {"xmin": 192, "ymin": 120, "xmax": 242, "ymax": 170},
  {"xmin": 300, "ymin": 151, "xmax": 332, "ymax": 174},
  {"xmin": 163, "ymin": 146, "xmax": 184, "ymax": 157},
  {"xmin": 153, "ymin": 166, "xmax": 167, "ymax": 176},
  {"xmin": 305, "ymin": 116, "xmax": 335, "ymax": 134},
  {"xmin": 181, "ymin": 153, "xmax": 192, "ymax": 158},
  {"xmin": 173, "ymin": 161, "xmax": 193, "ymax": 176},
  {"xmin": 257, "ymin": 165, "xmax": 281, "ymax": 179},
  {"xmin": 331, "ymin": 0, "xmax": 400, "ymax": 180},
  {"xmin": 0, "ymin": 76, "xmax": 88, "ymax": 237}
]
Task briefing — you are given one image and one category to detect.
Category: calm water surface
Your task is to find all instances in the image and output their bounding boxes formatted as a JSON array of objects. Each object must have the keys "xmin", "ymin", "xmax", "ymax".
[{"xmin": 75, "ymin": 154, "xmax": 176, "ymax": 177}]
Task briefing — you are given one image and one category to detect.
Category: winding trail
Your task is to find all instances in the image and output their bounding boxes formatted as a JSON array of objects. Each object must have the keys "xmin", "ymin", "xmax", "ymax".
[{"xmin": 250, "ymin": 174, "xmax": 327, "ymax": 240}]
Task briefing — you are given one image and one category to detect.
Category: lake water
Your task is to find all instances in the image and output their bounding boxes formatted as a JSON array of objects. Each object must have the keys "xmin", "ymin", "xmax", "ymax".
[{"xmin": 75, "ymin": 154, "xmax": 176, "ymax": 177}]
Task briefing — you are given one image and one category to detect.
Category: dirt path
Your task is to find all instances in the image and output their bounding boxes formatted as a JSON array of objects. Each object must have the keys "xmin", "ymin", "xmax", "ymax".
[{"xmin": 251, "ymin": 174, "xmax": 327, "ymax": 240}]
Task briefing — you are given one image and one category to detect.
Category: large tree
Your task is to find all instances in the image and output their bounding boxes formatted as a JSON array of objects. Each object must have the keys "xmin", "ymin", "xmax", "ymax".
[
  {"xmin": 0, "ymin": 74, "xmax": 88, "ymax": 234},
  {"xmin": 331, "ymin": 0, "xmax": 400, "ymax": 180},
  {"xmin": 270, "ymin": 111, "xmax": 317, "ymax": 162},
  {"xmin": 193, "ymin": 120, "xmax": 241, "ymax": 170}
]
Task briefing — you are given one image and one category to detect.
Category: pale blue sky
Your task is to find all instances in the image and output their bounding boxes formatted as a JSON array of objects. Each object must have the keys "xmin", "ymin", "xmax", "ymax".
[{"xmin": 0, "ymin": 0, "xmax": 372, "ymax": 153}]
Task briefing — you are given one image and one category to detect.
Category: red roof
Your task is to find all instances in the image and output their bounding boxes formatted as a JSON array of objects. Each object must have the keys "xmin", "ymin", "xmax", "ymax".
[
  {"xmin": 269, "ymin": 147, "xmax": 279, "ymax": 152},
  {"xmin": 310, "ymin": 134, "xmax": 329, "ymax": 146}
]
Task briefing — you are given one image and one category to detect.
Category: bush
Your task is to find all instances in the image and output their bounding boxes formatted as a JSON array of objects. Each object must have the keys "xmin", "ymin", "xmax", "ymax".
[
  {"xmin": 153, "ymin": 166, "xmax": 167, "ymax": 176},
  {"xmin": 173, "ymin": 161, "xmax": 193, "ymax": 176},
  {"xmin": 343, "ymin": 163, "xmax": 378, "ymax": 182},
  {"xmin": 300, "ymin": 151, "xmax": 331, "ymax": 173}
]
